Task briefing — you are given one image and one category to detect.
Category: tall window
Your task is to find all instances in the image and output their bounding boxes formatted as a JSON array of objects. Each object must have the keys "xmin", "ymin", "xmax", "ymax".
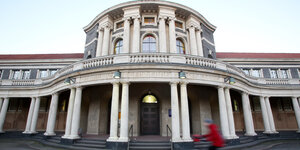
[
  {"xmin": 252, "ymin": 69, "xmax": 260, "ymax": 77},
  {"xmin": 243, "ymin": 69, "xmax": 250, "ymax": 76},
  {"xmin": 270, "ymin": 69, "xmax": 278, "ymax": 78},
  {"xmin": 114, "ymin": 39, "xmax": 123, "ymax": 54},
  {"xmin": 142, "ymin": 35, "xmax": 156, "ymax": 53},
  {"xmin": 176, "ymin": 39, "xmax": 185, "ymax": 54},
  {"xmin": 280, "ymin": 69, "xmax": 289, "ymax": 79},
  {"xmin": 49, "ymin": 69, "xmax": 57, "ymax": 76},
  {"xmin": 12, "ymin": 70, "xmax": 21, "ymax": 79},
  {"xmin": 39, "ymin": 69, "xmax": 48, "ymax": 78},
  {"xmin": 22, "ymin": 70, "xmax": 30, "ymax": 79}
]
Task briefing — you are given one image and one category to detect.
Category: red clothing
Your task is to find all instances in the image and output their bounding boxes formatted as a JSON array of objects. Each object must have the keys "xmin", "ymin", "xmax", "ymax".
[{"xmin": 203, "ymin": 124, "xmax": 225, "ymax": 147}]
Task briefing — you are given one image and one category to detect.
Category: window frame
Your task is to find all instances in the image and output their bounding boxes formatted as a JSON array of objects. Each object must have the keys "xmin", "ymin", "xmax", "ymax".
[
  {"xmin": 114, "ymin": 20, "xmax": 124, "ymax": 31},
  {"xmin": 114, "ymin": 39, "xmax": 123, "ymax": 54},
  {"xmin": 142, "ymin": 15, "xmax": 157, "ymax": 26},
  {"xmin": 176, "ymin": 39, "xmax": 185, "ymax": 54},
  {"xmin": 270, "ymin": 69, "xmax": 278, "ymax": 79},
  {"xmin": 142, "ymin": 34, "xmax": 157, "ymax": 53}
]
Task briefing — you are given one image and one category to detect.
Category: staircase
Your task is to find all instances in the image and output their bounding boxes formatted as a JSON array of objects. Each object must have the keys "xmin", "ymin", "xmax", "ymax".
[
  {"xmin": 73, "ymin": 138, "xmax": 107, "ymax": 149},
  {"xmin": 129, "ymin": 140, "xmax": 171, "ymax": 150},
  {"xmin": 193, "ymin": 140, "xmax": 212, "ymax": 150}
]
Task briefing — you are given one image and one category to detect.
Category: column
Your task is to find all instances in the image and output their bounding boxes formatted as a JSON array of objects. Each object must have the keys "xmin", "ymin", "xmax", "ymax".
[
  {"xmin": 101, "ymin": 26, "xmax": 111, "ymax": 56},
  {"xmin": 292, "ymin": 97, "xmax": 300, "ymax": 132},
  {"xmin": 159, "ymin": 17, "xmax": 167, "ymax": 53},
  {"xmin": 188, "ymin": 26, "xmax": 198, "ymax": 55},
  {"xmin": 123, "ymin": 18, "xmax": 130, "ymax": 54},
  {"xmin": 132, "ymin": 17, "xmax": 140, "ymax": 53},
  {"xmin": 241, "ymin": 92, "xmax": 256, "ymax": 136},
  {"xmin": 30, "ymin": 97, "xmax": 40, "ymax": 133},
  {"xmin": 180, "ymin": 82, "xmax": 192, "ymax": 141},
  {"xmin": 170, "ymin": 82, "xmax": 181, "ymax": 142},
  {"xmin": 217, "ymin": 87, "xmax": 230, "ymax": 138},
  {"xmin": 23, "ymin": 97, "xmax": 36, "ymax": 133},
  {"xmin": 0, "ymin": 98, "xmax": 3, "ymax": 112},
  {"xmin": 62, "ymin": 88, "xmax": 76, "ymax": 138},
  {"xmin": 96, "ymin": 28, "xmax": 104, "ymax": 57},
  {"xmin": 107, "ymin": 82, "xmax": 120, "ymax": 141},
  {"xmin": 0, "ymin": 97, "xmax": 9, "ymax": 133},
  {"xmin": 70, "ymin": 87, "xmax": 83, "ymax": 139},
  {"xmin": 259, "ymin": 96, "xmax": 271, "ymax": 133},
  {"xmin": 224, "ymin": 88, "xmax": 238, "ymax": 139},
  {"xmin": 196, "ymin": 29, "xmax": 203, "ymax": 56},
  {"xmin": 45, "ymin": 93, "xmax": 59, "ymax": 136},
  {"xmin": 265, "ymin": 97, "xmax": 277, "ymax": 133},
  {"xmin": 119, "ymin": 82, "xmax": 130, "ymax": 142},
  {"xmin": 169, "ymin": 18, "xmax": 177, "ymax": 53}
]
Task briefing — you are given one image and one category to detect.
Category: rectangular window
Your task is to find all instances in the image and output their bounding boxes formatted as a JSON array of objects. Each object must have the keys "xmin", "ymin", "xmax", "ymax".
[
  {"xmin": 0, "ymin": 70, "xmax": 2, "ymax": 79},
  {"xmin": 270, "ymin": 69, "xmax": 278, "ymax": 78},
  {"xmin": 12, "ymin": 70, "xmax": 21, "ymax": 79},
  {"xmin": 251, "ymin": 69, "xmax": 260, "ymax": 77},
  {"xmin": 49, "ymin": 69, "xmax": 57, "ymax": 76},
  {"xmin": 116, "ymin": 21, "xmax": 124, "ymax": 29},
  {"xmin": 39, "ymin": 69, "xmax": 48, "ymax": 78},
  {"xmin": 175, "ymin": 21, "xmax": 183, "ymax": 28},
  {"xmin": 22, "ymin": 70, "xmax": 30, "ymax": 79},
  {"xmin": 144, "ymin": 17, "xmax": 155, "ymax": 24},
  {"xmin": 243, "ymin": 69, "xmax": 250, "ymax": 75},
  {"xmin": 280, "ymin": 69, "xmax": 289, "ymax": 79}
]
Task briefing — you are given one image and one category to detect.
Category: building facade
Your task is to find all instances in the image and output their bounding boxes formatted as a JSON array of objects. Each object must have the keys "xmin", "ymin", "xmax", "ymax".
[{"xmin": 0, "ymin": 0, "xmax": 300, "ymax": 149}]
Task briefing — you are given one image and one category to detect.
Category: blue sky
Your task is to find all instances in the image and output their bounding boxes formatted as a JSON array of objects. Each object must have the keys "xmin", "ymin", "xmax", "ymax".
[{"xmin": 0, "ymin": 0, "xmax": 299, "ymax": 54}]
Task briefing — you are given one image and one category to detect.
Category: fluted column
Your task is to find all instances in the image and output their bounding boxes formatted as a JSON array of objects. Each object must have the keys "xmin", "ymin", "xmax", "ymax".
[
  {"xmin": 45, "ymin": 93, "xmax": 59, "ymax": 136},
  {"xmin": 169, "ymin": 18, "xmax": 177, "ymax": 53},
  {"xmin": 101, "ymin": 26, "xmax": 111, "ymax": 56},
  {"xmin": 96, "ymin": 28, "xmax": 104, "ymax": 57},
  {"xmin": 107, "ymin": 82, "xmax": 120, "ymax": 141},
  {"xmin": 119, "ymin": 82, "xmax": 130, "ymax": 142},
  {"xmin": 224, "ymin": 88, "xmax": 238, "ymax": 139},
  {"xmin": 123, "ymin": 18, "xmax": 130, "ymax": 54},
  {"xmin": 180, "ymin": 82, "xmax": 192, "ymax": 141},
  {"xmin": 292, "ymin": 97, "xmax": 300, "ymax": 132},
  {"xmin": 30, "ymin": 97, "xmax": 40, "ymax": 133},
  {"xmin": 196, "ymin": 29, "xmax": 203, "ymax": 56},
  {"xmin": 159, "ymin": 17, "xmax": 167, "ymax": 53},
  {"xmin": 70, "ymin": 87, "xmax": 83, "ymax": 139},
  {"xmin": 241, "ymin": 92, "xmax": 256, "ymax": 136},
  {"xmin": 188, "ymin": 26, "xmax": 198, "ymax": 55},
  {"xmin": 259, "ymin": 96, "xmax": 271, "ymax": 133},
  {"xmin": 62, "ymin": 88, "xmax": 76, "ymax": 138},
  {"xmin": 217, "ymin": 87, "xmax": 230, "ymax": 139},
  {"xmin": 265, "ymin": 97, "xmax": 277, "ymax": 133},
  {"xmin": 170, "ymin": 81, "xmax": 181, "ymax": 142},
  {"xmin": 132, "ymin": 17, "xmax": 140, "ymax": 53},
  {"xmin": 0, "ymin": 97, "xmax": 9, "ymax": 133},
  {"xmin": 23, "ymin": 97, "xmax": 35, "ymax": 133}
]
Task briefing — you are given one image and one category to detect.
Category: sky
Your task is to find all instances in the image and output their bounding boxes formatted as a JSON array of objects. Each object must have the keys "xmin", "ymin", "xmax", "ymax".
[{"xmin": 0, "ymin": 0, "xmax": 299, "ymax": 54}]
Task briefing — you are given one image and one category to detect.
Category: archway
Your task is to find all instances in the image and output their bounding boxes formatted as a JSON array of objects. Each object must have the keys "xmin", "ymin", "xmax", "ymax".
[{"xmin": 140, "ymin": 93, "xmax": 160, "ymax": 135}]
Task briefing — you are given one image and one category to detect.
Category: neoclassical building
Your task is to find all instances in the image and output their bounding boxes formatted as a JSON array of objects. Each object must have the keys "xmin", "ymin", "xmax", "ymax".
[{"xmin": 0, "ymin": 0, "xmax": 300, "ymax": 149}]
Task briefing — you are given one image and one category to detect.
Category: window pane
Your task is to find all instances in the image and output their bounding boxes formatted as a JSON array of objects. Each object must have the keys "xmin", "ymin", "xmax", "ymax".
[
  {"xmin": 13, "ymin": 70, "xmax": 21, "ymax": 79},
  {"xmin": 252, "ymin": 69, "xmax": 260, "ymax": 77},
  {"xmin": 143, "ymin": 35, "xmax": 156, "ymax": 53},
  {"xmin": 232, "ymin": 99, "xmax": 239, "ymax": 112},
  {"xmin": 39, "ymin": 70, "xmax": 48, "ymax": 78},
  {"xmin": 243, "ymin": 69, "xmax": 250, "ymax": 75},
  {"xmin": 114, "ymin": 39, "xmax": 123, "ymax": 54},
  {"xmin": 150, "ymin": 43, "xmax": 156, "ymax": 52},
  {"xmin": 49, "ymin": 69, "xmax": 57, "ymax": 76},
  {"xmin": 270, "ymin": 69, "xmax": 278, "ymax": 78},
  {"xmin": 281, "ymin": 69, "xmax": 288, "ymax": 79},
  {"xmin": 22, "ymin": 70, "xmax": 30, "ymax": 79},
  {"xmin": 116, "ymin": 21, "xmax": 124, "ymax": 29},
  {"xmin": 144, "ymin": 17, "xmax": 155, "ymax": 23},
  {"xmin": 175, "ymin": 21, "xmax": 183, "ymax": 28}
]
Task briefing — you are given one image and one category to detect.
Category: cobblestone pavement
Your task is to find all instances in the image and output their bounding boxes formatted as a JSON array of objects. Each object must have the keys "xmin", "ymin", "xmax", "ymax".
[{"xmin": 0, "ymin": 139, "xmax": 68, "ymax": 150}]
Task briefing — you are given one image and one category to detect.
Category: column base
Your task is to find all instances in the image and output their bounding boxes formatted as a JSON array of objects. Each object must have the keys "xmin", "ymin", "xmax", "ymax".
[
  {"xmin": 106, "ymin": 141, "xmax": 128, "ymax": 150},
  {"xmin": 244, "ymin": 132, "xmax": 257, "ymax": 136},
  {"xmin": 107, "ymin": 136, "xmax": 119, "ymax": 142},
  {"xmin": 263, "ymin": 131, "xmax": 273, "ymax": 134},
  {"xmin": 229, "ymin": 135, "xmax": 239, "ymax": 139},
  {"xmin": 173, "ymin": 141, "xmax": 194, "ymax": 150},
  {"xmin": 181, "ymin": 137, "xmax": 193, "ymax": 142},
  {"xmin": 68, "ymin": 135, "xmax": 80, "ymax": 139},
  {"xmin": 0, "ymin": 131, "xmax": 5, "ymax": 134},
  {"xmin": 118, "ymin": 137, "xmax": 129, "ymax": 142},
  {"xmin": 44, "ymin": 132, "xmax": 56, "ymax": 136},
  {"xmin": 296, "ymin": 130, "xmax": 300, "ymax": 133},
  {"xmin": 22, "ymin": 131, "xmax": 37, "ymax": 134},
  {"xmin": 172, "ymin": 137, "xmax": 182, "ymax": 142}
]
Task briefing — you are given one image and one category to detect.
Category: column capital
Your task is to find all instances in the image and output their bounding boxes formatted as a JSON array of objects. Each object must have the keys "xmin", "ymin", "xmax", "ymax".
[
  {"xmin": 217, "ymin": 86, "xmax": 225, "ymax": 89},
  {"xmin": 100, "ymin": 22, "xmax": 113, "ymax": 30},
  {"xmin": 224, "ymin": 87, "xmax": 231, "ymax": 90},
  {"xmin": 120, "ymin": 81, "xmax": 130, "ymax": 85},
  {"xmin": 180, "ymin": 81, "xmax": 189, "ymax": 85},
  {"xmin": 158, "ymin": 15, "xmax": 168, "ymax": 20},
  {"xmin": 111, "ymin": 81, "xmax": 120, "ymax": 85},
  {"xmin": 131, "ymin": 15, "xmax": 141, "ymax": 20},
  {"xmin": 97, "ymin": 27, "xmax": 104, "ymax": 32},
  {"xmin": 170, "ymin": 80, "xmax": 179, "ymax": 85}
]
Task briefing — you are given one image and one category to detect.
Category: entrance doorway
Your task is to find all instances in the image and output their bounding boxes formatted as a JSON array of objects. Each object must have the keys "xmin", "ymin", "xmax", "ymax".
[{"xmin": 140, "ymin": 94, "xmax": 160, "ymax": 135}]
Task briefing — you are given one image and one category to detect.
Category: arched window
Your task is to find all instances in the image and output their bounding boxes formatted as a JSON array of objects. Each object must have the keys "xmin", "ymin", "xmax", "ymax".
[
  {"xmin": 176, "ymin": 39, "xmax": 185, "ymax": 54},
  {"xmin": 142, "ymin": 35, "xmax": 156, "ymax": 53},
  {"xmin": 114, "ymin": 39, "xmax": 123, "ymax": 54}
]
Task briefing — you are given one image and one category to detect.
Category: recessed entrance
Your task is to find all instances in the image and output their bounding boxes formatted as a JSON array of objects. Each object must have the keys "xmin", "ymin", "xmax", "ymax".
[{"xmin": 140, "ymin": 93, "xmax": 160, "ymax": 135}]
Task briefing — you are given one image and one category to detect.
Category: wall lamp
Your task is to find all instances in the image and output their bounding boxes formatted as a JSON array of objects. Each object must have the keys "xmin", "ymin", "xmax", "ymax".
[
  {"xmin": 179, "ymin": 71, "xmax": 186, "ymax": 79},
  {"xmin": 113, "ymin": 71, "xmax": 121, "ymax": 79},
  {"xmin": 64, "ymin": 77, "xmax": 76, "ymax": 84},
  {"xmin": 224, "ymin": 76, "xmax": 235, "ymax": 84}
]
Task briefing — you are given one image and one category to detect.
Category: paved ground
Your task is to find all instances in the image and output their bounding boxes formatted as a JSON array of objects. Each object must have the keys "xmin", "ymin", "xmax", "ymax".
[
  {"xmin": 229, "ymin": 139, "xmax": 300, "ymax": 150},
  {"xmin": 0, "ymin": 139, "xmax": 68, "ymax": 150}
]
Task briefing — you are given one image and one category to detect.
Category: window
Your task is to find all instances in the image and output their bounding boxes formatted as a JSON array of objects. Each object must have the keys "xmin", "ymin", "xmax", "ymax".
[
  {"xmin": 243, "ymin": 69, "xmax": 250, "ymax": 76},
  {"xmin": 142, "ymin": 35, "xmax": 156, "ymax": 53},
  {"xmin": 12, "ymin": 70, "xmax": 21, "ymax": 79},
  {"xmin": 0, "ymin": 70, "xmax": 2, "ymax": 79},
  {"xmin": 252, "ymin": 97, "xmax": 261, "ymax": 111},
  {"xmin": 116, "ymin": 21, "xmax": 124, "ymax": 29},
  {"xmin": 280, "ymin": 69, "xmax": 289, "ymax": 79},
  {"xmin": 8, "ymin": 99, "xmax": 22, "ymax": 112},
  {"xmin": 39, "ymin": 97, "xmax": 50, "ymax": 112},
  {"xmin": 175, "ymin": 21, "xmax": 183, "ymax": 28},
  {"xmin": 176, "ymin": 39, "xmax": 185, "ymax": 54},
  {"xmin": 144, "ymin": 17, "xmax": 155, "ymax": 24},
  {"xmin": 114, "ymin": 39, "xmax": 123, "ymax": 54},
  {"xmin": 251, "ymin": 69, "xmax": 260, "ymax": 77},
  {"xmin": 22, "ymin": 70, "xmax": 30, "ymax": 79},
  {"xmin": 39, "ymin": 69, "xmax": 48, "ymax": 78},
  {"xmin": 270, "ymin": 69, "xmax": 278, "ymax": 78},
  {"xmin": 282, "ymin": 98, "xmax": 292, "ymax": 111},
  {"xmin": 49, "ymin": 69, "xmax": 57, "ymax": 76}
]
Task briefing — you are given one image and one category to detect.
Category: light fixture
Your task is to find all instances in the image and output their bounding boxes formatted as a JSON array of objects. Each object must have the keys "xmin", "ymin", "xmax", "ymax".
[
  {"xmin": 64, "ymin": 77, "xmax": 76, "ymax": 84},
  {"xmin": 224, "ymin": 76, "xmax": 235, "ymax": 84},
  {"xmin": 179, "ymin": 71, "xmax": 186, "ymax": 79},
  {"xmin": 113, "ymin": 71, "xmax": 121, "ymax": 79}
]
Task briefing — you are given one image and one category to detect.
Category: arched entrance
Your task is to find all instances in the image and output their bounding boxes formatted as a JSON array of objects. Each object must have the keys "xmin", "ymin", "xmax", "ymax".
[{"xmin": 140, "ymin": 93, "xmax": 160, "ymax": 135}]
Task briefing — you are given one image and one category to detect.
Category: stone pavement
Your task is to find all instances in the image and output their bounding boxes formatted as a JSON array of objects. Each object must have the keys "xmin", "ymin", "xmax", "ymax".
[
  {"xmin": 228, "ymin": 139, "xmax": 300, "ymax": 150},
  {"xmin": 0, "ymin": 138, "xmax": 68, "ymax": 150}
]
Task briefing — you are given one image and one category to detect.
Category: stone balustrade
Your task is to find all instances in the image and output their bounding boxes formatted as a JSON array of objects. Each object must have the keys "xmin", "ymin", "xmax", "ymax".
[{"xmin": 0, "ymin": 53, "xmax": 299, "ymax": 87}]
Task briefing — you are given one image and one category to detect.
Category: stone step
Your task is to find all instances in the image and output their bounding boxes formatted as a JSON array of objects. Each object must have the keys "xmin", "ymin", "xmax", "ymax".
[
  {"xmin": 130, "ymin": 142, "xmax": 170, "ymax": 146},
  {"xmin": 47, "ymin": 138, "xmax": 61, "ymax": 144},
  {"xmin": 73, "ymin": 143, "xmax": 106, "ymax": 149},
  {"xmin": 76, "ymin": 139, "xmax": 106, "ymax": 145},
  {"xmin": 129, "ymin": 141, "xmax": 171, "ymax": 150},
  {"xmin": 129, "ymin": 146, "xmax": 171, "ymax": 150}
]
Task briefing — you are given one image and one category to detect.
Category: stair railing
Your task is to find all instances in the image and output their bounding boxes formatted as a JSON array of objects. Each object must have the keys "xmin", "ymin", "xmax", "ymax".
[
  {"xmin": 127, "ymin": 124, "xmax": 133, "ymax": 150},
  {"xmin": 167, "ymin": 124, "xmax": 172, "ymax": 137}
]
